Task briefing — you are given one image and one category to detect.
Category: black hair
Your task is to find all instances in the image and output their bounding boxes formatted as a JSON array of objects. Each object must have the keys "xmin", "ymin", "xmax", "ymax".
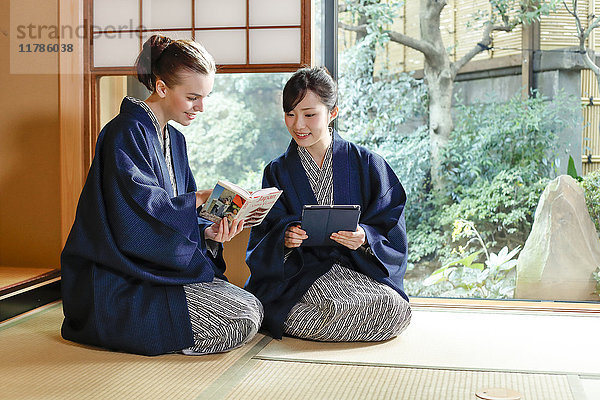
[
  {"xmin": 282, "ymin": 66, "xmax": 337, "ymax": 113},
  {"xmin": 135, "ymin": 34, "xmax": 216, "ymax": 92}
]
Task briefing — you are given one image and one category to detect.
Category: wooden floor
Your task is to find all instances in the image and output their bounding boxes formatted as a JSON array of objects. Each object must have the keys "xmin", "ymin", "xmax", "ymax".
[{"xmin": 1, "ymin": 302, "xmax": 598, "ymax": 399}]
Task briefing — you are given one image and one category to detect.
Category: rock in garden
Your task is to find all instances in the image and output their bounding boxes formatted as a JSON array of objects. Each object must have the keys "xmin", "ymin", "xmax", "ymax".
[{"xmin": 516, "ymin": 175, "xmax": 600, "ymax": 301}]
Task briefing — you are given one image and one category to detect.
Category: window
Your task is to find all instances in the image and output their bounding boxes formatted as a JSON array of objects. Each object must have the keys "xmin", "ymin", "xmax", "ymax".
[
  {"xmin": 91, "ymin": 0, "xmax": 310, "ymax": 72},
  {"xmin": 335, "ymin": 1, "xmax": 599, "ymax": 305}
]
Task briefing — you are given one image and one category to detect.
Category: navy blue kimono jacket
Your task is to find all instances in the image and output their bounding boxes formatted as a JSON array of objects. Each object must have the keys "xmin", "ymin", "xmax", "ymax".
[
  {"xmin": 245, "ymin": 131, "xmax": 409, "ymax": 339},
  {"xmin": 61, "ymin": 97, "xmax": 225, "ymax": 356}
]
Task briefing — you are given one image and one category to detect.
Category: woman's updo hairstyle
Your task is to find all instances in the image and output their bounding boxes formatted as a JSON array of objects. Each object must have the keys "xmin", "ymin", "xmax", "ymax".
[
  {"xmin": 283, "ymin": 66, "xmax": 337, "ymax": 113},
  {"xmin": 135, "ymin": 34, "xmax": 216, "ymax": 92}
]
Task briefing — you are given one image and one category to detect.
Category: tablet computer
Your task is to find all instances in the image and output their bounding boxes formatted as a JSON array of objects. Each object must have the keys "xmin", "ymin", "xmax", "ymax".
[{"xmin": 301, "ymin": 205, "xmax": 361, "ymax": 247}]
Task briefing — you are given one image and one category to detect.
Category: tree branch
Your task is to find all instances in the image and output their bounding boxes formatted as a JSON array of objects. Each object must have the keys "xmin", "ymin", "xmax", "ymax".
[
  {"xmin": 452, "ymin": 22, "xmax": 513, "ymax": 76},
  {"xmin": 564, "ymin": 0, "xmax": 585, "ymax": 38},
  {"xmin": 388, "ymin": 31, "xmax": 438, "ymax": 58},
  {"xmin": 582, "ymin": 15, "xmax": 600, "ymax": 42},
  {"xmin": 581, "ymin": 49, "xmax": 600, "ymax": 76},
  {"xmin": 563, "ymin": 0, "xmax": 600, "ymax": 75},
  {"xmin": 338, "ymin": 22, "xmax": 438, "ymax": 58},
  {"xmin": 338, "ymin": 22, "xmax": 368, "ymax": 33},
  {"xmin": 561, "ymin": 0, "xmax": 574, "ymax": 16}
]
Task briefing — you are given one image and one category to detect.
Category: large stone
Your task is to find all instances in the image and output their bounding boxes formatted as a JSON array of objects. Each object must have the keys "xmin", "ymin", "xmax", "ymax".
[{"xmin": 516, "ymin": 175, "xmax": 600, "ymax": 301}]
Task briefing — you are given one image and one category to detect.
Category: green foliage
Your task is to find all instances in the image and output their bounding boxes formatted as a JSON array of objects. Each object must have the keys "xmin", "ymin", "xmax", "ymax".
[
  {"xmin": 484, "ymin": 1, "xmax": 560, "ymax": 27},
  {"xmin": 422, "ymin": 220, "xmax": 520, "ymax": 298},
  {"xmin": 339, "ymin": 40, "xmax": 430, "ymax": 209},
  {"xmin": 580, "ymin": 169, "xmax": 600, "ymax": 237},
  {"xmin": 175, "ymin": 73, "xmax": 291, "ymax": 189},
  {"xmin": 373, "ymin": 126, "xmax": 430, "ymax": 206},
  {"xmin": 438, "ymin": 167, "xmax": 549, "ymax": 252},
  {"xmin": 338, "ymin": 36, "xmax": 428, "ymax": 145},
  {"xmin": 567, "ymin": 155, "xmax": 583, "ymax": 182},
  {"xmin": 343, "ymin": 0, "xmax": 401, "ymax": 37},
  {"xmin": 443, "ymin": 91, "xmax": 578, "ymax": 196}
]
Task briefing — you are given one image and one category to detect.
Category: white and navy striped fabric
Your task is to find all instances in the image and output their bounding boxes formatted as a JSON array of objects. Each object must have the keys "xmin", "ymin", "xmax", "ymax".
[
  {"xmin": 183, "ymin": 278, "xmax": 263, "ymax": 355},
  {"xmin": 127, "ymin": 96, "xmax": 178, "ymax": 195},
  {"xmin": 297, "ymin": 143, "xmax": 333, "ymax": 205},
  {"xmin": 284, "ymin": 264, "xmax": 411, "ymax": 341},
  {"xmin": 284, "ymin": 139, "xmax": 411, "ymax": 341}
]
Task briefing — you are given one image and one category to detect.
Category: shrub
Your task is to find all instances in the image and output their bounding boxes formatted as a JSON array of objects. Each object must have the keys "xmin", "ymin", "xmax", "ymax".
[
  {"xmin": 422, "ymin": 219, "xmax": 521, "ymax": 299},
  {"xmin": 442, "ymin": 91, "xmax": 578, "ymax": 198},
  {"xmin": 438, "ymin": 166, "xmax": 550, "ymax": 254},
  {"xmin": 580, "ymin": 168, "xmax": 600, "ymax": 237}
]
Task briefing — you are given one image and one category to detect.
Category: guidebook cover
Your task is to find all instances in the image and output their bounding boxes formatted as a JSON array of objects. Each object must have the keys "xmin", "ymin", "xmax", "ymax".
[{"xmin": 199, "ymin": 180, "xmax": 282, "ymax": 228}]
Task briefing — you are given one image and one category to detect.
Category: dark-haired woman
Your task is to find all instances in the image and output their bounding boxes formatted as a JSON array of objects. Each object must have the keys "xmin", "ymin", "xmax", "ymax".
[
  {"xmin": 245, "ymin": 67, "xmax": 411, "ymax": 341},
  {"xmin": 61, "ymin": 35, "xmax": 263, "ymax": 356}
]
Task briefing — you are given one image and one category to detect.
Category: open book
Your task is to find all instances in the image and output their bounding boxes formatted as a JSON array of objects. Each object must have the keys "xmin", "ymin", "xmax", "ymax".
[{"xmin": 199, "ymin": 180, "xmax": 282, "ymax": 228}]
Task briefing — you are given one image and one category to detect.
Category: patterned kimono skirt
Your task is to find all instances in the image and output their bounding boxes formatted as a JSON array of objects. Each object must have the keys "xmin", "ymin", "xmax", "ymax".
[{"xmin": 182, "ymin": 278, "xmax": 263, "ymax": 355}]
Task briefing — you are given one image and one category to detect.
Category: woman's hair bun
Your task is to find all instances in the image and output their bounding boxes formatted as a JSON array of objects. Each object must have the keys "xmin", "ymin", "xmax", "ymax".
[
  {"xmin": 135, "ymin": 34, "xmax": 215, "ymax": 92},
  {"xmin": 135, "ymin": 34, "xmax": 172, "ymax": 91}
]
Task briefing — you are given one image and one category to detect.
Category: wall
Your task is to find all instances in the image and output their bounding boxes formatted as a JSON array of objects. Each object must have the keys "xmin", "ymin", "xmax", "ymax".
[
  {"xmin": 0, "ymin": 0, "xmax": 62, "ymax": 268},
  {"xmin": 223, "ymin": 229, "xmax": 251, "ymax": 287}
]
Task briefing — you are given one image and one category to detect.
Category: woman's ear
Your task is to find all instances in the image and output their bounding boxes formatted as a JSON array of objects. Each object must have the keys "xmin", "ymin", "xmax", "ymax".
[
  {"xmin": 155, "ymin": 79, "xmax": 167, "ymax": 98},
  {"xmin": 329, "ymin": 106, "xmax": 339, "ymax": 123}
]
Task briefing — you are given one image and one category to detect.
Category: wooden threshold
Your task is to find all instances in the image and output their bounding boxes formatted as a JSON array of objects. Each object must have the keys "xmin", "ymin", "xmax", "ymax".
[
  {"xmin": 0, "ymin": 268, "xmax": 62, "ymax": 322},
  {"xmin": 0, "ymin": 279, "xmax": 61, "ymax": 322},
  {"xmin": 0, "ymin": 268, "xmax": 61, "ymax": 298},
  {"xmin": 412, "ymin": 297, "xmax": 600, "ymax": 314}
]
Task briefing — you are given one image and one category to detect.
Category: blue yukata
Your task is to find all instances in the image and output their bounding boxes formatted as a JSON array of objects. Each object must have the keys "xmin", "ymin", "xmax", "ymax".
[
  {"xmin": 245, "ymin": 131, "xmax": 411, "ymax": 340},
  {"xmin": 61, "ymin": 97, "xmax": 261, "ymax": 356}
]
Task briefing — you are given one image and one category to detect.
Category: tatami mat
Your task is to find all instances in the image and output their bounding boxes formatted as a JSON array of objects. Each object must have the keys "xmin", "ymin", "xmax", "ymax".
[
  {"xmin": 221, "ymin": 360, "xmax": 575, "ymax": 400},
  {"xmin": 0, "ymin": 303, "xmax": 591, "ymax": 400},
  {"xmin": 256, "ymin": 308, "xmax": 600, "ymax": 376},
  {"xmin": 0, "ymin": 302, "xmax": 267, "ymax": 400}
]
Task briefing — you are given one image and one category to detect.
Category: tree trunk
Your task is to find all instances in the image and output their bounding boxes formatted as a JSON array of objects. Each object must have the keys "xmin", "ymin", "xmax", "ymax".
[
  {"xmin": 420, "ymin": 0, "xmax": 453, "ymax": 191},
  {"xmin": 426, "ymin": 72, "xmax": 454, "ymax": 190}
]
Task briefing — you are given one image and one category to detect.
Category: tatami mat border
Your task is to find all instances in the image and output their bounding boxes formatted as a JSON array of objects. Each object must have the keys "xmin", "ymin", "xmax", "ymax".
[
  {"xmin": 0, "ymin": 300, "xmax": 62, "ymax": 331},
  {"xmin": 253, "ymin": 354, "xmax": 600, "ymax": 381},
  {"xmin": 196, "ymin": 335, "xmax": 273, "ymax": 400}
]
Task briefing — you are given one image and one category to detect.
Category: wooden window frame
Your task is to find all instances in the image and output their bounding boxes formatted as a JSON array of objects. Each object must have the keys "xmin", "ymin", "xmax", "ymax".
[{"xmin": 90, "ymin": 0, "xmax": 311, "ymax": 74}]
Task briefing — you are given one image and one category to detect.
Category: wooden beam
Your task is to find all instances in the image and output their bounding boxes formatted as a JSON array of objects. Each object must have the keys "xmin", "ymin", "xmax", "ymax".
[
  {"xmin": 412, "ymin": 297, "xmax": 600, "ymax": 313},
  {"xmin": 521, "ymin": 19, "xmax": 539, "ymax": 99},
  {"xmin": 59, "ymin": 0, "xmax": 85, "ymax": 246},
  {"xmin": 302, "ymin": 0, "xmax": 311, "ymax": 66}
]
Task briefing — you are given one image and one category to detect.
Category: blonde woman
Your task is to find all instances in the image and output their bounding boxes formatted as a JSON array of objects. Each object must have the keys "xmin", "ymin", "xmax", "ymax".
[{"xmin": 61, "ymin": 35, "xmax": 263, "ymax": 356}]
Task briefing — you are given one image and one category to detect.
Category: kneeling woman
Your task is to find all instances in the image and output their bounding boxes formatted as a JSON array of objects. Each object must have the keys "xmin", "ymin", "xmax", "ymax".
[
  {"xmin": 245, "ymin": 67, "xmax": 411, "ymax": 341},
  {"xmin": 61, "ymin": 35, "xmax": 263, "ymax": 356}
]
